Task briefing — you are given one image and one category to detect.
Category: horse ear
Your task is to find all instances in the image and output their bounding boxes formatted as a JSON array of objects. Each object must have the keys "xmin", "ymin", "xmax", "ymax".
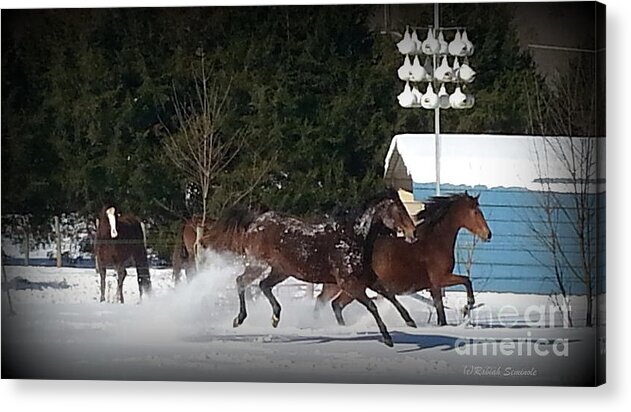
[
  {"xmin": 464, "ymin": 190, "xmax": 469, "ymax": 197},
  {"xmin": 474, "ymin": 193, "xmax": 480, "ymax": 200}
]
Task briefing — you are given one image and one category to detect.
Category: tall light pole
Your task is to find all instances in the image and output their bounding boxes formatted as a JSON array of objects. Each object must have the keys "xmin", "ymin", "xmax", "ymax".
[
  {"xmin": 433, "ymin": 3, "xmax": 441, "ymax": 195},
  {"xmin": 396, "ymin": 3, "xmax": 475, "ymax": 196}
]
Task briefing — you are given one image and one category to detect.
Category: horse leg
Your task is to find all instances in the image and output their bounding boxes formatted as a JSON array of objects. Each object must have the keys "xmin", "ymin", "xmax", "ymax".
[
  {"xmin": 173, "ymin": 257, "xmax": 185, "ymax": 285},
  {"xmin": 340, "ymin": 279, "xmax": 393, "ymax": 347},
  {"xmin": 172, "ymin": 247, "xmax": 183, "ymax": 285},
  {"xmin": 98, "ymin": 267, "xmax": 107, "ymax": 303},
  {"xmin": 233, "ymin": 264, "xmax": 267, "ymax": 327},
  {"xmin": 430, "ymin": 287, "xmax": 447, "ymax": 326},
  {"xmin": 370, "ymin": 281, "xmax": 417, "ymax": 328},
  {"xmin": 172, "ymin": 264, "xmax": 182, "ymax": 285},
  {"xmin": 437, "ymin": 273, "xmax": 475, "ymax": 315},
  {"xmin": 259, "ymin": 269, "xmax": 288, "ymax": 328},
  {"xmin": 137, "ymin": 266, "xmax": 152, "ymax": 301},
  {"xmin": 116, "ymin": 267, "xmax": 127, "ymax": 304},
  {"xmin": 330, "ymin": 291, "xmax": 354, "ymax": 326},
  {"xmin": 185, "ymin": 258, "xmax": 197, "ymax": 283},
  {"xmin": 314, "ymin": 283, "xmax": 341, "ymax": 318}
]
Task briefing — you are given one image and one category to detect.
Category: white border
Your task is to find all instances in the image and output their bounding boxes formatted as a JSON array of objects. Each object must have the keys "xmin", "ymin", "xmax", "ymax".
[{"xmin": 2, "ymin": 0, "xmax": 629, "ymax": 410}]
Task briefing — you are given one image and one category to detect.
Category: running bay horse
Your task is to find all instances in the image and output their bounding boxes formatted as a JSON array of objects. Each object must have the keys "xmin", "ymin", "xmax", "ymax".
[
  {"xmin": 316, "ymin": 192, "xmax": 492, "ymax": 326},
  {"xmin": 172, "ymin": 216, "xmax": 215, "ymax": 284},
  {"xmin": 95, "ymin": 206, "xmax": 152, "ymax": 303},
  {"xmin": 202, "ymin": 188, "xmax": 417, "ymax": 347}
]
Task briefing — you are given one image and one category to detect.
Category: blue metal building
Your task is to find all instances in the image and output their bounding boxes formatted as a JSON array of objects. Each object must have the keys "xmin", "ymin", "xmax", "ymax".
[{"xmin": 383, "ymin": 134, "xmax": 605, "ymax": 295}]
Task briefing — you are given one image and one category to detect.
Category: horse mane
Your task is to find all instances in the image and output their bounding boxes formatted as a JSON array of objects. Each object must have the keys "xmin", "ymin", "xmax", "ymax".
[
  {"xmin": 341, "ymin": 188, "xmax": 400, "ymax": 268},
  {"xmin": 361, "ymin": 187, "xmax": 399, "ymax": 210},
  {"xmin": 330, "ymin": 187, "xmax": 399, "ymax": 234},
  {"xmin": 215, "ymin": 206, "xmax": 259, "ymax": 234},
  {"xmin": 414, "ymin": 193, "xmax": 471, "ymax": 232},
  {"xmin": 196, "ymin": 207, "xmax": 248, "ymax": 253}
]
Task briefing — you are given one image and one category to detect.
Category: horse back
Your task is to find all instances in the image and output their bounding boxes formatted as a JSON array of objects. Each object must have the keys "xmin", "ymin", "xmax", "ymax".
[{"xmin": 244, "ymin": 213, "xmax": 340, "ymax": 283}]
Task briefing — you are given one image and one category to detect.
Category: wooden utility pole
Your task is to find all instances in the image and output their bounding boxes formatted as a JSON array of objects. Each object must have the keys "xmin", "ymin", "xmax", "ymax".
[
  {"xmin": 55, "ymin": 216, "xmax": 62, "ymax": 267},
  {"xmin": 24, "ymin": 228, "xmax": 29, "ymax": 266}
]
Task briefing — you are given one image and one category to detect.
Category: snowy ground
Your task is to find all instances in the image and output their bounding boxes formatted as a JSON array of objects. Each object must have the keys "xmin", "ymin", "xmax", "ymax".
[{"xmin": 1, "ymin": 251, "xmax": 602, "ymax": 385}]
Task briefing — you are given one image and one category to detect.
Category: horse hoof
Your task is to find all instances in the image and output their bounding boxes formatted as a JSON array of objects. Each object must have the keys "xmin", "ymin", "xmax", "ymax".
[
  {"xmin": 233, "ymin": 316, "xmax": 243, "ymax": 328},
  {"xmin": 100, "ymin": 297, "xmax": 105, "ymax": 303},
  {"xmin": 271, "ymin": 314, "xmax": 280, "ymax": 328},
  {"xmin": 406, "ymin": 320, "xmax": 417, "ymax": 328},
  {"xmin": 383, "ymin": 336, "xmax": 394, "ymax": 347}
]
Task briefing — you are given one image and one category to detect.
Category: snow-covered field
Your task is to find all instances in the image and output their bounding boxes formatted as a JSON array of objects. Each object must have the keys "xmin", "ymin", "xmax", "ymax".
[{"xmin": 1, "ymin": 251, "xmax": 601, "ymax": 385}]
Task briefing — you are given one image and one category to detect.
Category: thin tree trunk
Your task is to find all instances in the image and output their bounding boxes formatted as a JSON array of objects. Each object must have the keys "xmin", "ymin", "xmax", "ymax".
[
  {"xmin": 195, "ymin": 225, "xmax": 204, "ymax": 271},
  {"xmin": 94, "ymin": 219, "xmax": 100, "ymax": 274},
  {"xmin": 195, "ymin": 195, "xmax": 208, "ymax": 271},
  {"xmin": 586, "ymin": 282, "xmax": 593, "ymax": 327}
]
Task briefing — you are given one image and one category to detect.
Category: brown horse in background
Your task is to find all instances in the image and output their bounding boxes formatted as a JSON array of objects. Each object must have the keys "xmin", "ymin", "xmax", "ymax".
[
  {"xmin": 172, "ymin": 216, "xmax": 215, "ymax": 284},
  {"xmin": 316, "ymin": 192, "xmax": 492, "ymax": 326},
  {"xmin": 95, "ymin": 205, "xmax": 152, "ymax": 303},
  {"xmin": 203, "ymin": 188, "xmax": 417, "ymax": 347}
]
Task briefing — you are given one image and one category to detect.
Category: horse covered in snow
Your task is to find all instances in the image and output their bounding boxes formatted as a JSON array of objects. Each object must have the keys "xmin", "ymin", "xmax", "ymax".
[
  {"xmin": 202, "ymin": 188, "xmax": 418, "ymax": 347},
  {"xmin": 94, "ymin": 205, "xmax": 151, "ymax": 303}
]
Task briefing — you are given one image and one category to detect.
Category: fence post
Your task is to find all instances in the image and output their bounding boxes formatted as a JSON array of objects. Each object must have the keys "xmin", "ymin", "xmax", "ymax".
[
  {"xmin": 2, "ymin": 255, "xmax": 16, "ymax": 316},
  {"xmin": 55, "ymin": 216, "xmax": 62, "ymax": 268}
]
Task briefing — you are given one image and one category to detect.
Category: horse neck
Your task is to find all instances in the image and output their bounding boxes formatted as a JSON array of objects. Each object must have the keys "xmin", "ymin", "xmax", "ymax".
[
  {"xmin": 352, "ymin": 204, "xmax": 378, "ymax": 240},
  {"xmin": 430, "ymin": 208, "xmax": 464, "ymax": 252},
  {"xmin": 356, "ymin": 209, "xmax": 390, "ymax": 270}
]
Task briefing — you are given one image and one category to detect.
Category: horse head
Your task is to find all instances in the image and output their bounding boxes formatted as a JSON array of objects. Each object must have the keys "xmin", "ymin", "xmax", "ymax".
[
  {"xmin": 458, "ymin": 192, "xmax": 492, "ymax": 242},
  {"xmin": 359, "ymin": 188, "xmax": 417, "ymax": 243},
  {"xmin": 100, "ymin": 205, "xmax": 119, "ymax": 239}
]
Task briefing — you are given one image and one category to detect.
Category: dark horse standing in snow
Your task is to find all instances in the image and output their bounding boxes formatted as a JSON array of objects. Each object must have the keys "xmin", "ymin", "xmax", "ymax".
[
  {"xmin": 202, "ymin": 188, "xmax": 417, "ymax": 347},
  {"xmin": 95, "ymin": 205, "xmax": 152, "ymax": 303},
  {"xmin": 315, "ymin": 192, "xmax": 492, "ymax": 326}
]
